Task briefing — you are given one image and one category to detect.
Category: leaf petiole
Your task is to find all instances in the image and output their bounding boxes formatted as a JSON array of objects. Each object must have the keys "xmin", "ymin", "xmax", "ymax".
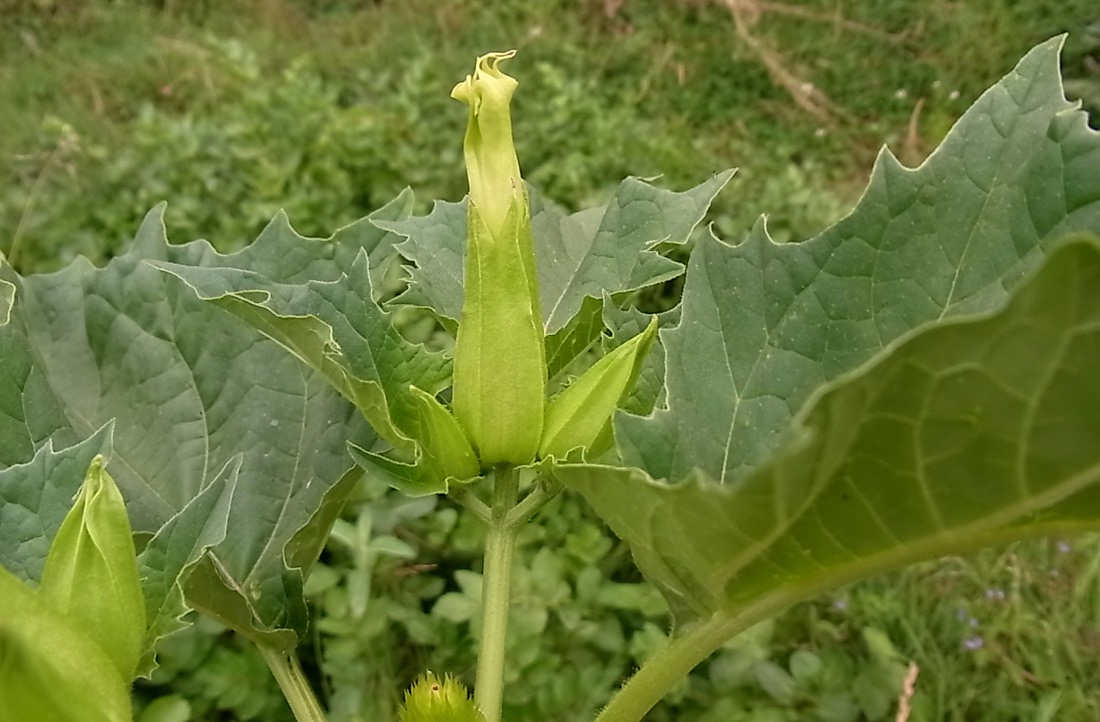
[
  {"xmin": 257, "ymin": 645, "xmax": 328, "ymax": 722},
  {"xmin": 503, "ymin": 476, "xmax": 561, "ymax": 530}
]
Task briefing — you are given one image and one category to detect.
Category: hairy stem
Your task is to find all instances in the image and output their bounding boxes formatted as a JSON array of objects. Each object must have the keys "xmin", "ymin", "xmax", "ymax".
[
  {"xmin": 594, "ymin": 612, "xmax": 741, "ymax": 722},
  {"xmin": 474, "ymin": 465, "xmax": 521, "ymax": 722},
  {"xmin": 258, "ymin": 645, "xmax": 328, "ymax": 722}
]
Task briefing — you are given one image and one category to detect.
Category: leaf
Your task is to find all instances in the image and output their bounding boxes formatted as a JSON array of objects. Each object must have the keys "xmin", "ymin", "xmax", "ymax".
[
  {"xmin": 152, "ymin": 192, "xmax": 444, "ymax": 454},
  {"xmin": 545, "ymin": 294, "xmax": 604, "ymax": 381},
  {"xmin": 617, "ymin": 37, "xmax": 1100, "ymax": 484},
  {"xmin": 378, "ymin": 175, "xmax": 731, "ymax": 339},
  {"xmin": 135, "ymin": 456, "xmax": 237, "ymax": 677},
  {"xmin": 602, "ymin": 301, "xmax": 681, "ymax": 417},
  {"xmin": 558, "ymin": 237, "xmax": 1100, "ymax": 626},
  {"xmin": 0, "ymin": 206, "xmax": 377, "ymax": 649},
  {"xmin": 0, "ymin": 423, "xmax": 113, "ymax": 583},
  {"xmin": 349, "ymin": 386, "xmax": 481, "ymax": 496}
]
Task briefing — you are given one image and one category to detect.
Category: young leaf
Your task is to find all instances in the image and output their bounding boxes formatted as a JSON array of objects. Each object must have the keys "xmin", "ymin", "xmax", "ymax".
[
  {"xmin": 560, "ymin": 236, "xmax": 1100, "ymax": 625},
  {"xmin": 618, "ymin": 36, "xmax": 1100, "ymax": 485},
  {"xmin": 39, "ymin": 455, "xmax": 146, "ymax": 681},
  {"xmin": 601, "ymin": 301, "xmax": 680, "ymax": 417},
  {"xmin": 0, "ymin": 206, "xmax": 376, "ymax": 649},
  {"xmin": 135, "ymin": 456, "xmax": 237, "ymax": 677}
]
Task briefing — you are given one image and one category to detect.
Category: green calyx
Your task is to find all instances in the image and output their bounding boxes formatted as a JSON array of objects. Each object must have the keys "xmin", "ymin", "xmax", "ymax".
[
  {"xmin": 540, "ymin": 317, "xmax": 659, "ymax": 460},
  {"xmin": 451, "ymin": 51, "xmax": 546, "ymax": 468},
  {"xmin": 409, "ymin": 385, "xmax": 481, "ymax": 483},
  {"xmin": 399, "ymin": 672, "xmax": 486, "ymax": 722},
  {"xmin": 0, "ymin": 456, "xmax": 139, "ymax": 722},
  {"xmin": 38, "ymin": 455, "xmax": 146, "ymax": 682}
]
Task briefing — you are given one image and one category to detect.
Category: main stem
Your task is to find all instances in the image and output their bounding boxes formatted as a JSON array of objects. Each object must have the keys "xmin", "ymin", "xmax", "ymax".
[
  {"xmin": 258, "ymin": 645, "xmax": 328, "ymax": 722},
  {"xmin": 475, "ymin": 464, "xmax": 521, "ymax": 722}
]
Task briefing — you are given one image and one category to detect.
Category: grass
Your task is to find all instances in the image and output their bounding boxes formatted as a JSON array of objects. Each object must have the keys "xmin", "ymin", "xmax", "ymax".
[{"xmin": 3, "ymin": 1, "xmax": 1100, "ymax": 720}]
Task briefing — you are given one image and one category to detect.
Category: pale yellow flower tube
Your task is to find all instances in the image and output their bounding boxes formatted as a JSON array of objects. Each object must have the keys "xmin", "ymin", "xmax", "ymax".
[{"xmin": 451, "ymin": 51, "xmax": 546, "ymax": 468}]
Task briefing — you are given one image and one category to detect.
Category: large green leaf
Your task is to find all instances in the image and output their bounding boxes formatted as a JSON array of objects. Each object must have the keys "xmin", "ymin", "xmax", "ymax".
[
  {"xmin": 378, "ymin": 175, "xmax": 730, "ymax": 339},
  {"xmin": 618, "ymin": 37, "xmax": 1100, "ymax": 484},
  {"xmin": 151, "ymin": 195, "xmax": 458, "ymax": 492},
  {"xmin": 0, "ymin": 208, "xmax": 378, "ymax": 650},
  {"xmin": 560, "ymin": 236, "xmax": 1100, "ymax": 626},
  {"xmin": 0, "ymin": 423, "xmax": 113, "ymax": 583}
]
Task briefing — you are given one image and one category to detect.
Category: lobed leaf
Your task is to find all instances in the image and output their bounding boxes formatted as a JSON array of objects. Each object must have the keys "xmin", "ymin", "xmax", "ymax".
[
  {"xmin": 618, "ymin": 37, "xmax": 1100, "ymax": 485},
  {"xmin": 135, "ymin": 456, "xmax": 237, "ymax": 677},
  {"xmin": 560, "ymin": 236, "xmax": 1100, "ymax": 625},
  {"xmin": 379, "ymin": 174, "xmax": 730, "ymax": 342},
  {"xmin": 0, "ymin": 423, "xmax": 113, "ymax": 583},
  {"xmin": 0, "ymin": 206, "xmax": 378, "ymax": 650}
]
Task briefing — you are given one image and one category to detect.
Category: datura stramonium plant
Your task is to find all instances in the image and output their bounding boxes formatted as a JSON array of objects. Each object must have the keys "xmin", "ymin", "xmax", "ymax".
[{"xmin": 450, "ymin": 50, "xmax": 547, "ymax": 469}]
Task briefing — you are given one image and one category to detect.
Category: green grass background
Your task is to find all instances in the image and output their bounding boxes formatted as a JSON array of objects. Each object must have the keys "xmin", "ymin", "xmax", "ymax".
[{"xmin": 3, "ymin": 1, "xmax": 1100, "ymax": 720}]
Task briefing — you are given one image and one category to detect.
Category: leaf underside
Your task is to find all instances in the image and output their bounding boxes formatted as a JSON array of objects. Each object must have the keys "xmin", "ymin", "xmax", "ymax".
[
  {"xmin": 558, "ymin": 37, "xmax": 1100, "ymax": 630},
  {"xmin": 560, "ymin": 235, "xmax": 1100, "ymax": 624}
]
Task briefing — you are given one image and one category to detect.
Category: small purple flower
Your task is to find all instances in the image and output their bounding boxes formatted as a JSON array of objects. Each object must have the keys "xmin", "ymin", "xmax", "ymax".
[
  {"xmin": 963, "ymin": 636, "xmax": 984, "ymax": 650},
  {"xmin": 968, "ymin": 617, "xmax": 980, "ymax": 628},
  {"xmin": 984, "ymin": 588, "xmax": 1005, "ymax": 601},
  {"xmin": 1057, "ymin": 540, "xmax": 1072, "ymax": 554},
  {"xmin": 832, "ymin": 598, "xmax": 848, "ymax": 611}
]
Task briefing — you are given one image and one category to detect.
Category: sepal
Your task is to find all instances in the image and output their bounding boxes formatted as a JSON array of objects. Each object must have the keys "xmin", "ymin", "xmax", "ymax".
[{"xmin": 540, "ymin": 317, "xmax": 658, "ymax": 460}]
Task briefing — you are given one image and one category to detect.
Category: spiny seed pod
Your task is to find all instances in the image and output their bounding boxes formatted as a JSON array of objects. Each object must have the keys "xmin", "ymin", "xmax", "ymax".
[
  {"xmin": 398, "ymin": 672, "xmax": 486, "ymax": 722},
  {"xmin": 450, "ymin": 50, "xmax": 546, "ymax": 468},
  {"xmin": 540, "ymin": 317, "xmax": 658, "ymax": 460}
]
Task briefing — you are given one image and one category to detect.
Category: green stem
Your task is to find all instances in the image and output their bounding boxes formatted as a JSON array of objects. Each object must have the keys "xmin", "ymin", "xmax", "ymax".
[
  {"xmin": 450, "ymin": 484, "xmax": 492, "ymax": 523},
  {"xmin": 258, "ymin": 645, "xmax": 328, "ymax": 722},
  {"xmin": 594, "ymin": 611, "xmax": 742, "ymax": 722},
  {"xmin": 474, "ymin": 465, "xmax": 521, "ymax": 722},
  {"xmin": 503, "ymin": 476, "xmax": 561, "ymax": 529}
]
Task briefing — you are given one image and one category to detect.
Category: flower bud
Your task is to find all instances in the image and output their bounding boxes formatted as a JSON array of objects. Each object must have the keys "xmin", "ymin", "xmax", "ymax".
[
  {"xmin": 399, "ymin": 672, "xmax": 486, "ymax": 722},
  {"xmin": 451, "ymin": 51, "xmax": 546, "ymax": 467},
  {"xmin": 38, "ymin": 455, "xmax": 145, "ymax": 681},
  {"xmin": 540, "ymin": 317, "xmax": 658, "ymax": 460},
  {"xmin": 0, "ymin": 565, "xmax": 132, "ymax": 722}
]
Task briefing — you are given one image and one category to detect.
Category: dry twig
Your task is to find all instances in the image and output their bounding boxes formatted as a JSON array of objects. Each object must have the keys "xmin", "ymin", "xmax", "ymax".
[{"xmin": 895, "ymin": 662, "xmax": 920, "ymax": 722}]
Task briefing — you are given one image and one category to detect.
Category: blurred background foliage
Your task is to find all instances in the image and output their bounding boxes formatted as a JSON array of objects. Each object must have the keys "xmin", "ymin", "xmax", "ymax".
[{"xmin": 2, "ymin": 1, "xmax": 1100, "ymax": 720}]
